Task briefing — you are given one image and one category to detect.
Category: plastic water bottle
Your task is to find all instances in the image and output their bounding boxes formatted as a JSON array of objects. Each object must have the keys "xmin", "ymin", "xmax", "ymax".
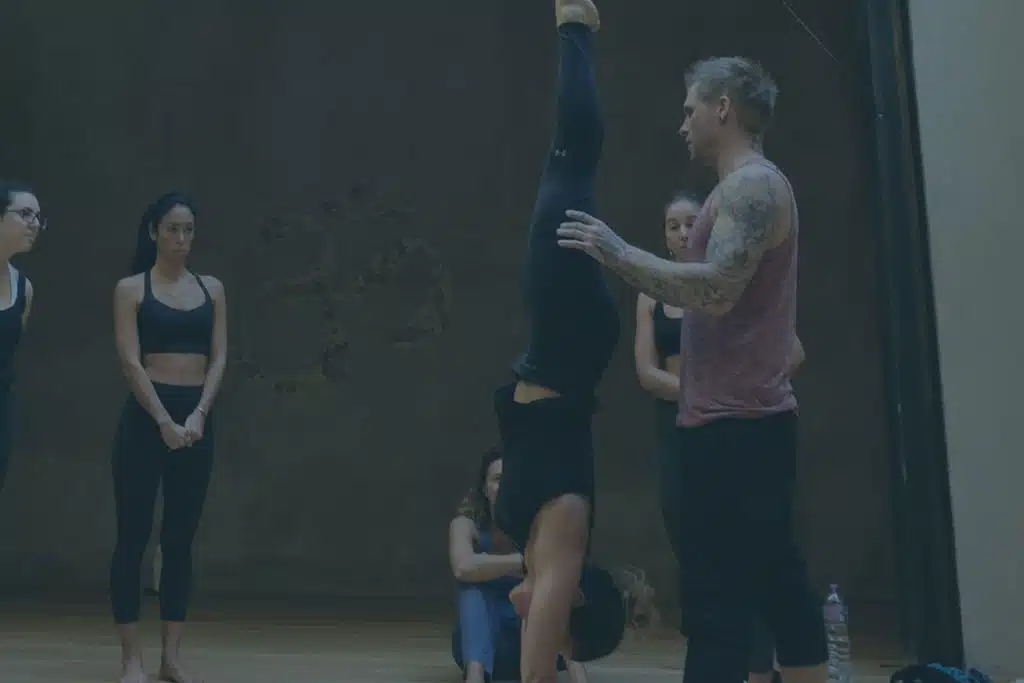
[{"xmin": 823, "ymin": 584, "xmax": 852, "ymax": 683}]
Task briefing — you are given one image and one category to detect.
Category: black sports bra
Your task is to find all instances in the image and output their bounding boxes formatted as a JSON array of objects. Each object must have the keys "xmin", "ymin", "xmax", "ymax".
[
  {"xmin": 137, "ymin": 270, "xmax": 214, "ymax": 356},
  {"xmin": 652, "ymin": 301, "xmax": 682, "ymax": 359}
]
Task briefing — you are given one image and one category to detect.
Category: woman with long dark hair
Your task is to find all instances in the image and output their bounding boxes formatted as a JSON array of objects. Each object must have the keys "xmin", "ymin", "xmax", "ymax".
[
  {"xmin": 0, "ymin": 181, "xmax": 41, "ymax": 495},
  {"xmin": 449, "ymin": 446, "xmax": 587, "ymax": 683},
  {"xmin": 110, "ymin": 192, "xmax": 227, "ymax": 683}
]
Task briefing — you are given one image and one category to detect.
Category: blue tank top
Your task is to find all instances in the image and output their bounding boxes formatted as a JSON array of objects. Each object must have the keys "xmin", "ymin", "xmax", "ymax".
[{"xmin": 0, "ymin": 265, "xmax": 28, "ymax": 390}]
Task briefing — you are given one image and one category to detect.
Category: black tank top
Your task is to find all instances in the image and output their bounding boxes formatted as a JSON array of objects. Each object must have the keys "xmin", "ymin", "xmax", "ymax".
[
  {"xmin": 652, "ymin": 301, "xmax": 681, "ymax": 359},
  {"xmin": 0, "ymin": 266, "xmax": 28, "ymax": 389},
  {"xmin": 136, "ymin": 270, "xmax": 214, "ymax": 356}
]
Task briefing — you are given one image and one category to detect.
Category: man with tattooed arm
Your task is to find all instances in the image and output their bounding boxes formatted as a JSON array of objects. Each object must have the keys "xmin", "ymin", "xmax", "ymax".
[{"xmin": 556, "ymin": 56, "xmax": 828, "ymax": 683}]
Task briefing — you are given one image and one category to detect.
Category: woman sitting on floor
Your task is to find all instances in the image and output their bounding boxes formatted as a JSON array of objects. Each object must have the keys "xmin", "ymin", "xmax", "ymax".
[{"xmin": 448, "ymin": 445, "xmax": 589, "ymax": 683}]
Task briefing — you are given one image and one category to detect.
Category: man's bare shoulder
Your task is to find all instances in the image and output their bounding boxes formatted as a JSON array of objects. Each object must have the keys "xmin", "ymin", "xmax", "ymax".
[
  {"xmin": 706, "ymin": 162, "xmax": 783, "ymax": 202},
  {"xmin": 713, "ymin": 162, "xmax": 792, "ymax": 244},
  {"xmin": 721, "ymin": 162, "xmax": 790, "ymax": 201}
]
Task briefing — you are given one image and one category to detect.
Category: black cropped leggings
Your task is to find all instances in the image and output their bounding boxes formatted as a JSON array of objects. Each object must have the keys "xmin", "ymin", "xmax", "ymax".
[
  {"xmin": 675, "ymin": 412, "xmax": 827, "ymax": 683},
  {"xmin": 512, "ymin": 21, "xmax": 619, "ymax": 396},
  {"xmin": 0, "ymin": 389, "xmax": 10, "ymax": 496},
  {"xmin": 654, "ymin": 400, "xmax": 777, "ymax": 674},
  {"xmin": 109, "ymin": 383, "xmax": 214, "ymax": 624}
]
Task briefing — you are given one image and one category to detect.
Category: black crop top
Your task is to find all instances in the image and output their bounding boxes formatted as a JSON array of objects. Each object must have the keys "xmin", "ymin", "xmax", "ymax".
[
  {"xmin": 652, "ymin": 301, "xmax": 682, "ymax": 359},
  {"xmin": 137, "ymin": 270, "xmax": 214, "ymax": 356},
  {"xmin": 0, "ymin": 266, "xmax": 28, "ymax": 388}
]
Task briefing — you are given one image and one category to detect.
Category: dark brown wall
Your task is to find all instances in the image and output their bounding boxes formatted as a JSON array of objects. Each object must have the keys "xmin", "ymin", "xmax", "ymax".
[{"xmin": 0, "ymin": 0, "xmax": 895, "ymax": 609}]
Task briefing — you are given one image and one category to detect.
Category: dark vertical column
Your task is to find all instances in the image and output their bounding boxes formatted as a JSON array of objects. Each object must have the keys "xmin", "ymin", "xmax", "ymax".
[{"xmin": 860, "ymin": 0, "xmax": 964, "ymax": 667}]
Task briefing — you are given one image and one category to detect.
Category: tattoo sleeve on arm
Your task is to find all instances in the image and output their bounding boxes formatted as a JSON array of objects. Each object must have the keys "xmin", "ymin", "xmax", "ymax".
[
  {"xmin": 703, "ymin": 167, "xmax": 784, "ymax": 303},
  {"xmin": 610, "ymin": 167, "xmax": 786, "ymax": 313}
]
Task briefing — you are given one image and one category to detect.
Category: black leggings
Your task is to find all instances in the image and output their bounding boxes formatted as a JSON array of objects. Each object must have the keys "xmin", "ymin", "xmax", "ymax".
[
  {"xmin": 654, "ymin": 400, "xmax": 777, "ymax": 674},
  {"xmin": 109, "ymin": 383, "xmax": 214, "ymax": 624},
  {"xmin": 655, "ymin": 400, "xmax": 682, "ymax": 558},
  {"xmin": 0, "ymin": 389, "xmax": 10, "ymax": 496},
  {"xmin": 675, "ymin": 412, "xmax": 827, "ymax": 683},
  {"xmin": 511, "ymin": 21, "xmax": 619, "ymax": 396}
]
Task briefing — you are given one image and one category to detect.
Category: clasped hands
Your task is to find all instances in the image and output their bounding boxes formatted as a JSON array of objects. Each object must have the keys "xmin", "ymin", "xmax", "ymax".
[{"xmin": 158, "ymin": 409, "xmax": 206, "ymax": 451}]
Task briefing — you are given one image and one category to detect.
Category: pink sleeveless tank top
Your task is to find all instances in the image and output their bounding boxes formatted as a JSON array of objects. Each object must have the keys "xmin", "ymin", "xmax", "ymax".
[{"xmin": 677, "ymin": 158, "xmax": 799, "ymax": 428}]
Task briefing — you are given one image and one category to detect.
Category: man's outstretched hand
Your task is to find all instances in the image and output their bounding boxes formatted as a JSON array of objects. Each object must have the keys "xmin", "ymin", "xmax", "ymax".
[{"xmin": 557, "ymin": 209, "xmax": 630, "ymax": 267}]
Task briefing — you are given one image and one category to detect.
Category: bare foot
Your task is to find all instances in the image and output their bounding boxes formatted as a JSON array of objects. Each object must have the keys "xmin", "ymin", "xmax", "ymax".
[
  {"xmin": 556, "ymin": 0, "xmax": 600, "ymax": 31},
  {"xmin": 465, "ymin": 661, "xmax": 487, "ymax": 683},
  {"xmin": 119, "ymin": 657, "xmax": 148, "ymax": 683},
  {"xmin": 159, "ymin": 657, "xmax": 203, "ymax": 683}
]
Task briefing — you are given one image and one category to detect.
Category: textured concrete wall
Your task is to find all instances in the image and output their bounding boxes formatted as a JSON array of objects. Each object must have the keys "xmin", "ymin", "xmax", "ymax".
[
  {"xmin": 0, "ymin": 0, "xmax": 894, "ymax": 610},
  {"xmin": 909, "ymin": 0, "xmax": 1024, "ymax": 676}
]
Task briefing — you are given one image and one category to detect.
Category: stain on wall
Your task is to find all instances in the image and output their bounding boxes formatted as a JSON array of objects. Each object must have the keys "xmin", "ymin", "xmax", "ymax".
[
  {"xmin": 231, "ymin": 187, "xmax": 451, "ymax": 393},
  {"xmin": 0, "ymin": 0, "xmax": 896, "ymax": 611}
]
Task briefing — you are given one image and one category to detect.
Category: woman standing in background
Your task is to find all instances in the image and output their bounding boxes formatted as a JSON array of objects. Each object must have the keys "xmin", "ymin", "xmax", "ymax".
[
  {"xmin": 0, "ymin": 181, "xmax": 41, "ymax": 495},
  {"xmin": 633, "ymin": 191, "xmax": 702, "ymax": 552},
  {"xmin": 109, "ymin": 192, "xmax": 228, "ymax": 683}
]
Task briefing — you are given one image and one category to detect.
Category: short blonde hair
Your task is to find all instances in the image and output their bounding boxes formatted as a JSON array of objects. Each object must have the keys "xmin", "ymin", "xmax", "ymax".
[
  {"xmin": 613, "ymin": 565, "xmax": 661, "ymax": 633},
  {"xmin": 685, "ymin": 56, "xmax": 779, "ymax": 135}
]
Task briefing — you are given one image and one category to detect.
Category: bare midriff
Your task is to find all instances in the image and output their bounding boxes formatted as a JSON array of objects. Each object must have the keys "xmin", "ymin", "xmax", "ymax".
[{"xmin": 144, "ymin": 353, "xmax": 208, "ymax": 387}]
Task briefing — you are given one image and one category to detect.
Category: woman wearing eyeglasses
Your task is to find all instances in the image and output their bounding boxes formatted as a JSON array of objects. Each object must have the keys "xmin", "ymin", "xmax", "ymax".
[{"xmin": 0, "ymin": 181, "xmax": 43, "ymax": 494}]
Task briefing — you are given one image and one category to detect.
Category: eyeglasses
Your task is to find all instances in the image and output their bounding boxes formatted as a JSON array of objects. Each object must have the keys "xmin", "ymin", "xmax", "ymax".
[{"xmin": 4, "ymin": 207, "xmax": 47, "ymax": 231}]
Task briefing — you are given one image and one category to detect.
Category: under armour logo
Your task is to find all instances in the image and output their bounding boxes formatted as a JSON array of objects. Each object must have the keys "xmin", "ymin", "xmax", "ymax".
[{"xmin": 554, "ymin": 149, "xmax": 567, "ymax": 157}]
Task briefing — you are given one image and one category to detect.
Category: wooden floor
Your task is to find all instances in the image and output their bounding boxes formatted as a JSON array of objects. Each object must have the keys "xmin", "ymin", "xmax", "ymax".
[{"xmin": 0, "ymin": 604, "xmax": 909, "ymax": 683}]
